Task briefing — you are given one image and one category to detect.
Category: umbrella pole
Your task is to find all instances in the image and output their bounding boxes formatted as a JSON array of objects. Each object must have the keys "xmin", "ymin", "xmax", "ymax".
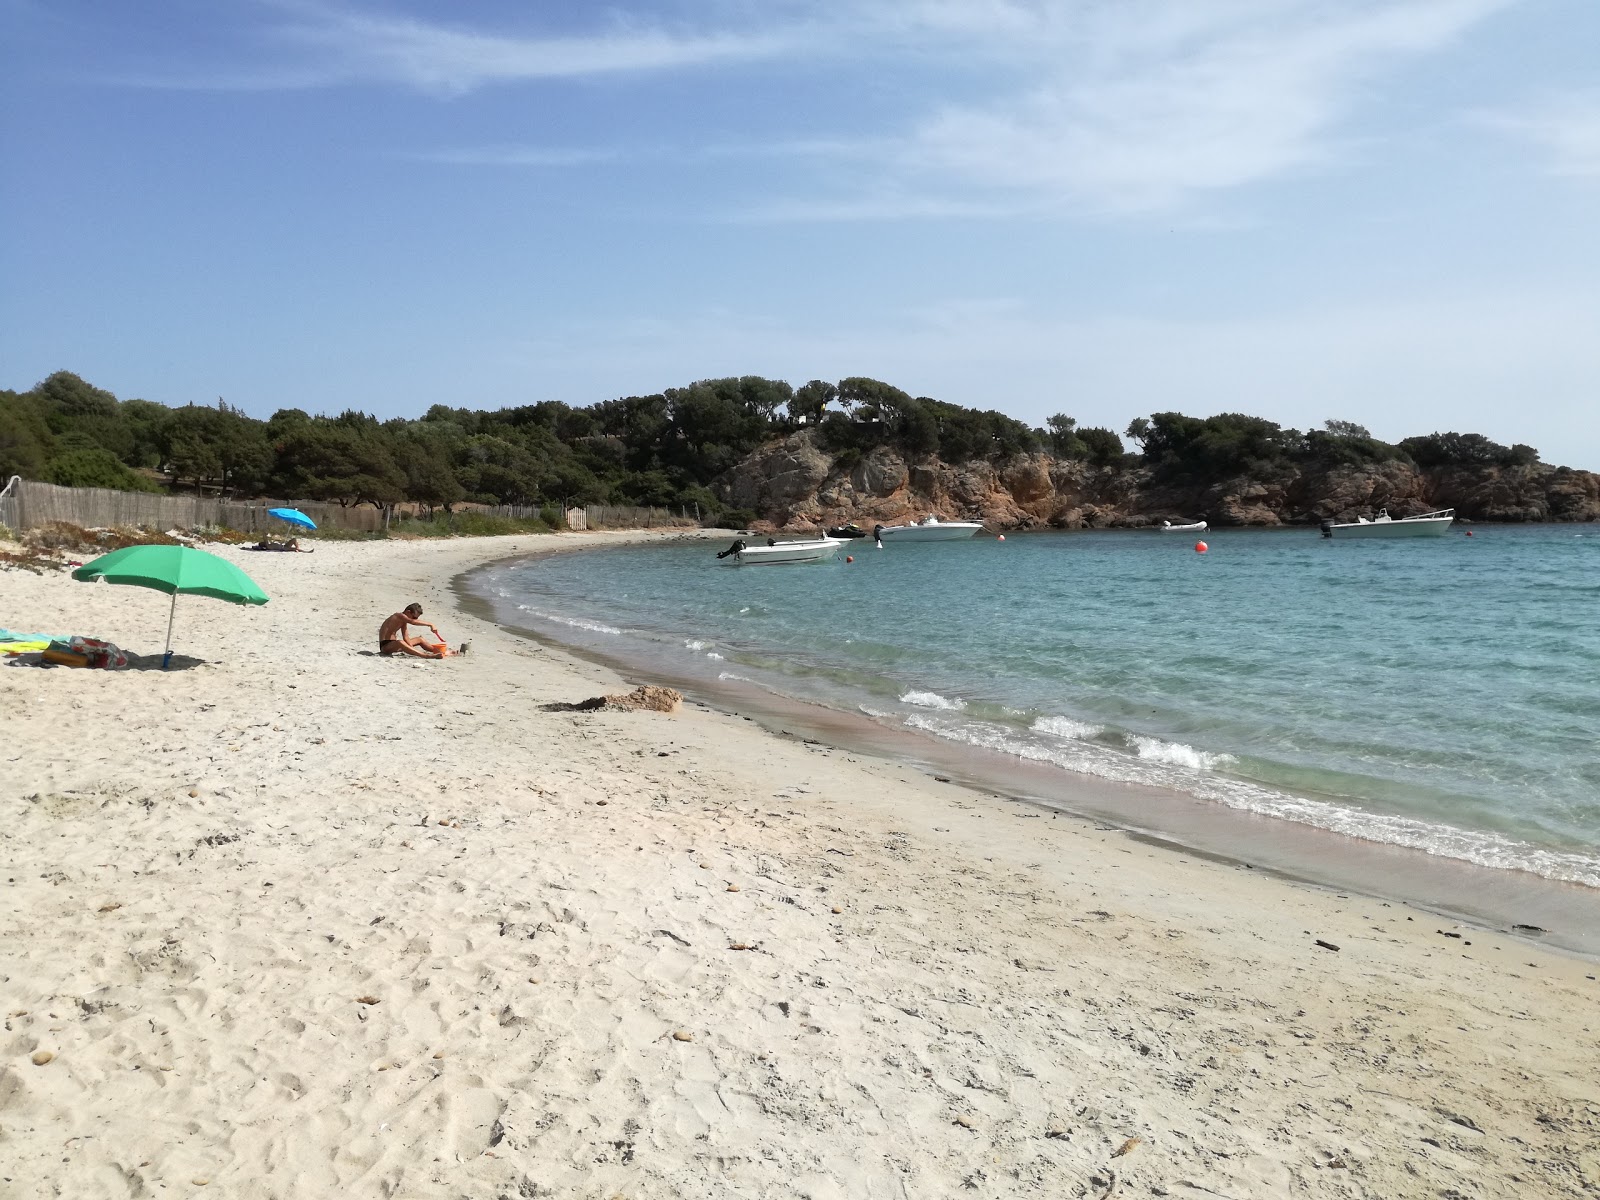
[{"xmin": 163, "ymin": 590, "xmax": 177, "ymax": 671}]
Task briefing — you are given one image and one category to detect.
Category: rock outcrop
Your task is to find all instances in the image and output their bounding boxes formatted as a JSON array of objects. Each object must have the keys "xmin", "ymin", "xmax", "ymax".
[{"xmin": 718, "ymin": 430, "xmax": 1600, "ymax": 530}]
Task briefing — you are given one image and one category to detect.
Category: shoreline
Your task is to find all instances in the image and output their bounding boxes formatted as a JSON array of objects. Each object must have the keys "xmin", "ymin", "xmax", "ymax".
[
  {"xmin": 457, "ymin": 537, "xmax": 1600, "ymax": 958},
  {"xmin": 4, "ymin": 531, "xmax": 1597, "ymax": 1198}
]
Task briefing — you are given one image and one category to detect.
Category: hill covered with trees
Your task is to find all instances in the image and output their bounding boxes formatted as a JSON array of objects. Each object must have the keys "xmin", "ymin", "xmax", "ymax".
[{"xmin": 2, "ymin": 370, "xmax": 1593, "ymax": 527}]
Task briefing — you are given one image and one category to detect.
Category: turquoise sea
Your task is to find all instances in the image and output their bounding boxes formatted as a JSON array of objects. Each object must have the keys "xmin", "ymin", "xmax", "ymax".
[{"xmin": 471, "ymin": 526, "xmax": 1600, "ymax": 891}]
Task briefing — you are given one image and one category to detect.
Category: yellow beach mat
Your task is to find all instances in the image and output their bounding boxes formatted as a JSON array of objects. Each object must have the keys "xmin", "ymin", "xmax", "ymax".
[{"xmin": 0, "ymin": 630, "xmax": 58, "ymax": 656}]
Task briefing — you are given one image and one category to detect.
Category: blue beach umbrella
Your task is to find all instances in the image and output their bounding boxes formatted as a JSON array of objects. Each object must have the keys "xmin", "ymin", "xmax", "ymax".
[{"xmin": 268, "ymin": 507, "xmax": 317, "ymax": 530}]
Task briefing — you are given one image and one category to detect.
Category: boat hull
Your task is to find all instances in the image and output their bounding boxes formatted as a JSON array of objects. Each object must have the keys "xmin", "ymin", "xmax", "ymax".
[
  {"xmin": 1159, "ymin": 522, "xmax": 1207, "ymax": 533},
  {"xmin": 1327, "ymin": 517, "xmax": 1453, "ymax": 539},
  {"xmin": 877, "ymin": 523, "xmax": 983, "ymax": 542},
  {"xmin": 724, "ymin": 538, "xmax": 845, "ymax": 565}
]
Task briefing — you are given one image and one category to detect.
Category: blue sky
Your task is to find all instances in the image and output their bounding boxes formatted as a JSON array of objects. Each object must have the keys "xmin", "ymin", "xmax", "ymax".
[{"xmin": 3, "ymin": 0, "xmax": 1599, "ymax": 466}]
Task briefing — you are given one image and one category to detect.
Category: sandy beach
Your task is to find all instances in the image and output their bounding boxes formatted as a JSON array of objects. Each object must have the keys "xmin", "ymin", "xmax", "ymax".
[{"xmin": 2, "ymin": 531, "xmax": 1597, "ymax": 1199}]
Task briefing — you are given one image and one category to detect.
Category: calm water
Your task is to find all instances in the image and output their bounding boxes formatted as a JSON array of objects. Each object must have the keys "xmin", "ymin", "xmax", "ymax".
[{"xmin": 473, "ymin": 527, "xmax": 1600, "ymax": 888}]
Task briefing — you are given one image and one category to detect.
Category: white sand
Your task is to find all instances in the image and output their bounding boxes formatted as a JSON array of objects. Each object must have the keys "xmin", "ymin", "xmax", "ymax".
[{"xmin": 2, "ymin": 532, "xmax": 1597, "ymax": 1199}]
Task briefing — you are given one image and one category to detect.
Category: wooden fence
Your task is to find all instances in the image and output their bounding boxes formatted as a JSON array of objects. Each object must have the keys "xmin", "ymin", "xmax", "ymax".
[
  {"xmin": 450, "ymin": 502, "xmax": 696, "ymax": 530},
  {"xmin": 0, "ymin": 477, "xmax": 381, "ymax": 534},
  {"xmin": 0, "ymin": 477, "xmax": 701, "ymax": 536}
]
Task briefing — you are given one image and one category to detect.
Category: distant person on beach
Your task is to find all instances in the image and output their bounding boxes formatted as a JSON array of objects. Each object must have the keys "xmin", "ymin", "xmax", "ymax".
[{"xmin": 379, "ymin": 604, "xmax": 466, "ymax": 658}]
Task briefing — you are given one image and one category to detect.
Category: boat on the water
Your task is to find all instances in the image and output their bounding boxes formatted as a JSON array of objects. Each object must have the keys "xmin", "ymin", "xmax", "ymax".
[
  {"xmin": 1320, "ymin": 508, "xmax": 1455, "ymax": 539},
  {"xmin": 1159, "ymin": 519, "xmax": 1208, "ymax": 533},
  {"xmin": 825, "ymin": 523, "xmax": 869, "ymax": 539},
  {"xmin": 874, "ymin": 515, "xmax": 984, "ymax": 542},
  {"xmin": 715, "ymin": 536, "xmax": 844, "ymax": 565}
]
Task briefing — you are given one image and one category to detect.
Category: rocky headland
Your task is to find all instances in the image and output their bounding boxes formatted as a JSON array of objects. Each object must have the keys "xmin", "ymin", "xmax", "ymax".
[{"xmin": 721, "ymin": 429, "xmax": 1600, "ymax": 531}]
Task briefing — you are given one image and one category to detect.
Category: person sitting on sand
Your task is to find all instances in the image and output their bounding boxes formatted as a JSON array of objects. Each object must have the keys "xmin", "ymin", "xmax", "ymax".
[
  {"xmin": 379, "ymin": 603, "xmax": 467, "ymax": 658},
  {"xmin": 252, "ymin": 536, "xmax": 312, "ymax": 552}
]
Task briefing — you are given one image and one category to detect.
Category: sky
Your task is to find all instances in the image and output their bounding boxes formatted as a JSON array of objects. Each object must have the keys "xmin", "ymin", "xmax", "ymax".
[{"xmin": 3, "ymin": 0, "xmax": 1599, "ymax": 466}]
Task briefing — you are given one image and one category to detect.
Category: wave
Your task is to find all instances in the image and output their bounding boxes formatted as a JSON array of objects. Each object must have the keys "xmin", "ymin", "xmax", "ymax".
[
  {"xmin": 900, "ymin": 690, "xmax": 967, "ymax": 711},
  {"xmin": 685, "ymin": 639, "xmax": 710, "ymax": 651},
  {"xmin": 1032, "ymin": 715, "xmax": 1104, "ymax": 741},
  {"xmin": 706, "ymin": 652, "xmax": 724, "ymax": 660},
  {"xmin": 1129, "ymin": 735, "xmax": 1235, "ymax": 771},
  {"xmin": 718, "ymin": 671, "xmax": 753, "ymax": 683},
  {"xmin": 515, "ymin": 606, "xmax": 622, "ymax": 636},
  {"xmin": 894, "ymin": 713, "xmax": 1600, "ymax": 888}
]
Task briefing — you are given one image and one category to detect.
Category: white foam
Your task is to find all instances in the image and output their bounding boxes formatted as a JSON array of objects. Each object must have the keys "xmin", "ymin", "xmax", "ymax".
[
  {"xmin": 858, "ymin": 704, "xmax": 895, "ymax": 718},
  {"xmin": 717, "ymin": 671, "xmax": 753, "ymax": 682},
  {"xmin": 1032, "ymin": 715, "xmax": 1104, "ymax": 741},
  {"xmin": 900, "ymin": 690, "xmax": 966, "ymax": 711},
  {"xmin": 531, "ymin": 611, "xmax": 621, "ymax": 636},
  {"xmin": 685, "ymin": 639, "xmax": 709, "ymax": 651},
  {"xmin": 1130, "ymin": 736, "xmax": 1235, "ymax": 771},
  {"xmin": 896, "ymin": 713, "xmax": 1600, "ymax": 889},
  {"xmin": 706, "ymin": 652, "xmax": 724, "ymax": 660}
]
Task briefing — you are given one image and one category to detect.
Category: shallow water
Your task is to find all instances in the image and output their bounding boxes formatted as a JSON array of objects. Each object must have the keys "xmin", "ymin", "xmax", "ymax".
[{"xmin": 472, "ymin": 526, "xmax": 1600, "ymax": 889}]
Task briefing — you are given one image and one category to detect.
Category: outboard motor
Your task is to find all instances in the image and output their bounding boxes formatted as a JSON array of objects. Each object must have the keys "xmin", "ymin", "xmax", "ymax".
[
  {"xmin": 1319, "ymin": 519, "xmax": 1333, "ymax": 539},
  {"xmin": 872, "ymin": 523, "xmax": 885, "ymax": 548},
  {"xmin": 715, "ymin": 539, "xmax": 747, "ymax": 560}
]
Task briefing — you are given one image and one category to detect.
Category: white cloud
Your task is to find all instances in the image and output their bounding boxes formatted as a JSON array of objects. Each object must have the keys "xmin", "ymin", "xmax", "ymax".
[
  {"xmin": 120, "ymin": 1, "xmax": 1516, "ymax": 214},
  {"xmin": 1484, "ymin": 90, "xmax": 1600, "ymax": 177},
  {"xmin": 886, "ymin": 0, "xmax": 1516, "ymax": 212}
]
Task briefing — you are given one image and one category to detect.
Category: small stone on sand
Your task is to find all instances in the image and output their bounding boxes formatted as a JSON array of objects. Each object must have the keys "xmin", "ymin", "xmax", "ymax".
[
  {"xmin": 726, "ymin": 884, "xmax": 740, "ymax": 892},
  {"xmin": 672, "ymin": 1030, "xmax": 694, "ymax": 1042},
  {"xmin": 31, "ymin": 1050, "xmax": 54, "ymax": 1066},
  {"xmin": 831, "ymin": 907, "xmax": 843, "ymax": 914},
  {"xmin": 356, "ymin": 995, "xmax": 380, "ymax": 1005}
]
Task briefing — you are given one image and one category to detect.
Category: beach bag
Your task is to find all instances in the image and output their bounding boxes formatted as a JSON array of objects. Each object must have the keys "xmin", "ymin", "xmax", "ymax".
[{"xmin": 68, "ymin": 635, "xmax": 130, "ymax": 670}]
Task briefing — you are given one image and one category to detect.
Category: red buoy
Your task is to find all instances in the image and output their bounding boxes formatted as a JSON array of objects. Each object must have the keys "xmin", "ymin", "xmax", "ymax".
[
  {"xmin": 997, "ymin": 535, "xmax": 1006, "ymax": 542},
  {"xmin": 846, "ymin": 555, "xmax": 854, "ymax": 562},
  {"xmin": 1195, "ymin": 541, "xmax": 1208, "ymax": 553}
]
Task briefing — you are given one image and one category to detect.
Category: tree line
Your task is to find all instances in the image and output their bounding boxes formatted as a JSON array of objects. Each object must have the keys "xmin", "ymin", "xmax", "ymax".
[{"xmin": 0, "ymin": 370, "xmax": 1542, "ymax": 517}]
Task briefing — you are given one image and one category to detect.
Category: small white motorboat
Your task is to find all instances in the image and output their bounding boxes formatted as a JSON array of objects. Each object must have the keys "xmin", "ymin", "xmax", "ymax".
[
  {"xmin": 874, "ymin": 515, "xmax": 984, "ymax": 542},
  {"xmin": 1159, "ymin": 519, "xmax": 1208, "ymax": 533},
  {"xmin": 715, "ymin": 536, "xmax": 845, "ymax": 565},
  {"xmin": 1320, "ymin": 508, "xmax": 1455, "ymax": 539}
]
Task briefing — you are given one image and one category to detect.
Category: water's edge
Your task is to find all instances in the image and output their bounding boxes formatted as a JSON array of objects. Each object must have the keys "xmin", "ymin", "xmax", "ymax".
[{"xmin": 451, "ymin": 546, "xmax": 1600, "ymax": 959}]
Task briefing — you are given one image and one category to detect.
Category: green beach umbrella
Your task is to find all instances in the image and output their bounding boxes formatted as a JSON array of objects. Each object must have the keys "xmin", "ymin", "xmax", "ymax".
[{"xmin": 72, "ymin": 544, "xmax": 269, "ymax": 668}]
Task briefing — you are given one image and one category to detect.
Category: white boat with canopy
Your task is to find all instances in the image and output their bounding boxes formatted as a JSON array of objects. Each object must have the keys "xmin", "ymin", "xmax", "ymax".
[
  {"xmin": 1320, "ymin": 508, "xmax": 1455, "ymax": 539},
  {"xmin": 715, "ymin": 536, "xmax": 844, "ymax": 565},
  {"xmin": 874, "ymin": 515, "xmax": 984, "ymax": 542}
]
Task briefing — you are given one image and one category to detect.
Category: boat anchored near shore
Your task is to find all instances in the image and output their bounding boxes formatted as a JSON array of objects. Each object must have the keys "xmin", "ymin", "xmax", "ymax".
[
  {"xmin": 1159, "ymin": 519, "xmax": 1208, "ymax": 533},
  {"xmin": 1320, "ymin": 508, "xmax": 1455, "ymax": 539},
  {"xmin": 874, "ymin": 515, "xmax": 984, "ymax": 542},
  {"xmin": 715, "ymin": 536, "xmax": 844, "ymax": 565}
]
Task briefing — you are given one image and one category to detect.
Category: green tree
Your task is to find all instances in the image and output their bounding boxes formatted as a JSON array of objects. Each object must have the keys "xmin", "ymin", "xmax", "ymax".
[
  {"xmin": 159, "ymin": 402, "xmax": 272, "ymax": 494},
  {"xmin": 44, "ymin": 447, "xmax": 160, "ymax": 492},
  {"xmin": 789, "ymin": 380, "xmax": 837, "ymax": 425},
  {"xmin": 0, "ymin": 391, "xmax": 55, "ymax": 479},
  {"xmin": 1045, "ymin": 414, "xmax": 1083, "ymax": 458},
  {"xmin": 1077, "ymin": 427, "xmax": 1124, "ymax": 467}
]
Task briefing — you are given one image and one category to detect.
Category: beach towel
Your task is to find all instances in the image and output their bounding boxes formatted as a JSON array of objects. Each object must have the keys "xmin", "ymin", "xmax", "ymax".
[{"xmin": 0, "ymin": 629, "xmax": 60, "ymax": 656}]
